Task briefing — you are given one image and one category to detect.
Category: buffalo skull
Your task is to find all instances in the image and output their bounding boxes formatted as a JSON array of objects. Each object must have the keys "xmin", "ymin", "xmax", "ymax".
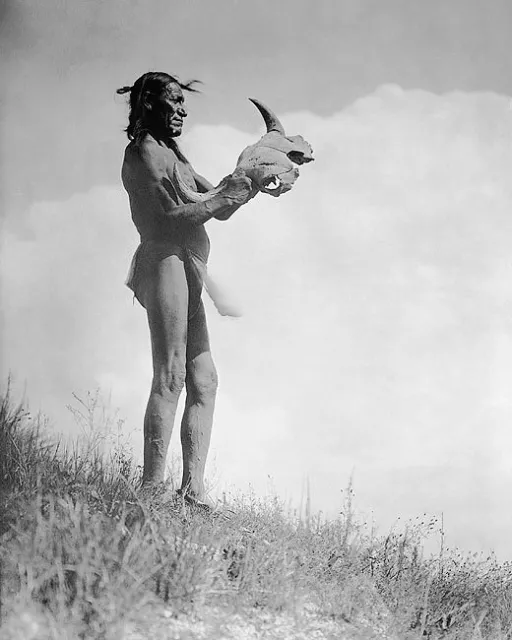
[{"xmin": 173, "ymin": 98, "xmax": 314, "ymax": 202}]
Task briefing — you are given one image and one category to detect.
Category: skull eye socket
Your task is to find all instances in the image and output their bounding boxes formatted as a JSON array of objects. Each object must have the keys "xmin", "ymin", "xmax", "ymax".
[{"xmin": 287, "ymin": 151, "xmax": 306, "ymax": 165}]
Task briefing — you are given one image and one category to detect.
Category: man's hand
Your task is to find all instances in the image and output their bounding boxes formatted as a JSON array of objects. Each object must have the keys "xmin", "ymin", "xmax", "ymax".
[
  {"xmin": 220, "ymin": 173, "xmax": 257, "ymax": 206},
  {"xmin": 213, "ymin": 174, "xmax": 259, "ymax": 221}
]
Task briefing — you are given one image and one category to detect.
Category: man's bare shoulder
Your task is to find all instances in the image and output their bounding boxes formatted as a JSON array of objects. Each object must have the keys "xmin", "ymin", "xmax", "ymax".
[{"xmin": 124, "ymin": 137, "xmax": 177, "ymax": 174}]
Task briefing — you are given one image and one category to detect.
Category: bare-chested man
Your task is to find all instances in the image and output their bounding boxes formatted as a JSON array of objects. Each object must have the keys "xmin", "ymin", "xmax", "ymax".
[{"xmin": 117, "ymin": 72, "xmax": 256, "ymax": 508}]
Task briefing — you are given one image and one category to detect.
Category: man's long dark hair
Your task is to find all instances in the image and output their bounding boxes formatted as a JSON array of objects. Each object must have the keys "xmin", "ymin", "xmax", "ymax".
[{"xmin": 117, "ymin": 71, "xmax": 200, "ymax": 160}]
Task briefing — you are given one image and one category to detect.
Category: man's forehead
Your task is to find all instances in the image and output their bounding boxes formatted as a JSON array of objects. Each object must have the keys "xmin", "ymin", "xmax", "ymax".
[{"xmin": 165, "ymin": 83, "xmax": 184, "ymax": 99}]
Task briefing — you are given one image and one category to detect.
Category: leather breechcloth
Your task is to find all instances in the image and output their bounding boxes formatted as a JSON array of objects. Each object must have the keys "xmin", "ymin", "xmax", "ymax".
[{"xmin": 125, "ymin": 240, "xmax": 208, "ymax": 320}]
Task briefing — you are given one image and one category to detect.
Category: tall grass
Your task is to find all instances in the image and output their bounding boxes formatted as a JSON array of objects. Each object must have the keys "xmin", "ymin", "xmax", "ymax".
[{"xmin": 1, "ymin": 381, "xmax": 511, "ymax": 639}]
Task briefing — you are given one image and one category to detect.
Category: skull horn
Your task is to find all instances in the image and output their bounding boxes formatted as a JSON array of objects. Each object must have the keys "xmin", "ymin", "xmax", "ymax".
[
  {"xmin": 172, "ymin": 165, "xmax": 223, "ymax": 204},
  {"xmin": 249, "ymin": 98, "xmax": 286, "ymax": 135}
]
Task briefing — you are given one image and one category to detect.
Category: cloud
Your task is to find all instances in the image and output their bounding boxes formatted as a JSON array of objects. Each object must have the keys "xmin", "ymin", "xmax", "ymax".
[
  {"xmin": 3, "ymin": 85, "xmax": 512, "ymax": 557},
  {"xmin": 5, "ymin": 0, "xmax": 512, "ymax": 220}
]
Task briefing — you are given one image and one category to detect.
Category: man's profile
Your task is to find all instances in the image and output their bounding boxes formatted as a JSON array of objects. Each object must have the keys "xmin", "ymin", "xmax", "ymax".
[{"xmin": 117, "ymin": 71, "xmax": 256, "ymax": 509}]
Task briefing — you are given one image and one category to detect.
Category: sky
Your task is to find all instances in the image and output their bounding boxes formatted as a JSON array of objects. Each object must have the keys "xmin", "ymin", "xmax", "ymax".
[{"xmin": 2, "ymin": 0, "xmax": 512, "ymax": 559}]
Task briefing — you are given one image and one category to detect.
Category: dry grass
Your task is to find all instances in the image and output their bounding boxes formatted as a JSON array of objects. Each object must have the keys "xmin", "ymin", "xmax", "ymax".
[{"xmin": 1, "ymin": 380, "xmax": 511, "ymax": 639}]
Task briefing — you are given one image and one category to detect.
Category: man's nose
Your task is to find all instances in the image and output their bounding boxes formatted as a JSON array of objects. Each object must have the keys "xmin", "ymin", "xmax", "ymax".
[{"xmin": 178, "ymin": 105, "xmax": 187, "ymax": 117}]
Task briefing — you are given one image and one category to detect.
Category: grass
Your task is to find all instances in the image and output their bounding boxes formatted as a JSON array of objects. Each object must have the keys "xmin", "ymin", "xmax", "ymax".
[{"xmin": 1, "ymin": 381, "xmax": 512, "ymax": 639}]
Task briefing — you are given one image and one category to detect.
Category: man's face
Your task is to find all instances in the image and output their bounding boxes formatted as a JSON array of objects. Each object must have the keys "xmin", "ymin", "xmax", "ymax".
[{"xmin": 155, "ymin": 82, "xmax": 187, "ymax": 137}]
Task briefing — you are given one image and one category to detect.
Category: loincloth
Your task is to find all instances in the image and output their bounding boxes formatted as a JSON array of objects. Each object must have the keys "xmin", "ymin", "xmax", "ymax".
[{"xmin": 125, "ymin": 240, "xmax": 207, "ymax": 319}]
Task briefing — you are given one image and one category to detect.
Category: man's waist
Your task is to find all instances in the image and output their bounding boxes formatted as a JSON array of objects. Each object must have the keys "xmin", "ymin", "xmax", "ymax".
[{"xmin": 138, "ymin": 230, "xmax": 210, "ymax": 263}]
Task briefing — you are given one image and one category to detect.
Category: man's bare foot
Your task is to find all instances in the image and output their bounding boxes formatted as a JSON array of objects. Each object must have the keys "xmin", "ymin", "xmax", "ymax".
[
  {"xmin": 177, "ymin": 488, "xmax": 215, "ymax": 509},
  {"xmin": 176, "ymin": 489, "xmax": 234, "ymax": 519}
]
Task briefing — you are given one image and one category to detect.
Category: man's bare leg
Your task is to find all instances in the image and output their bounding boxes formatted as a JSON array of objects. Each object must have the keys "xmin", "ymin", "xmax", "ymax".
[
  {"xmin": 180, "ymin": 302, "xmax": 218, "ymax": 504},
  {"xmin": 142, "ymin": 253, "xmax": 188, "ymax": 486}
]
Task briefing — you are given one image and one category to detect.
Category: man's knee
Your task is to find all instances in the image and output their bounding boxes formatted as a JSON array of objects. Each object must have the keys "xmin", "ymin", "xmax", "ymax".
[
  {"xmin": 187, "ymin": 361, "xmax": 218, "ymax": 402},
  {"xmin": 154, "ymin": 362, "xmax": 187, "ymax": 397}
]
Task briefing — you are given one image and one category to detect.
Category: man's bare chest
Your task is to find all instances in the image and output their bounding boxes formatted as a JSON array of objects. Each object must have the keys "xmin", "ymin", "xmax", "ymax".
[{"xmin": 167, "ymin": 157, "xmax": 196, "ymax": 192}]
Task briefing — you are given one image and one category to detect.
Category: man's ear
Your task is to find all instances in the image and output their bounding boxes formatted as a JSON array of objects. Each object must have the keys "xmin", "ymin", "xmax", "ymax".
[{"xmin": 142, "ymin": 91, "xmax": 153, "ymax": 111}]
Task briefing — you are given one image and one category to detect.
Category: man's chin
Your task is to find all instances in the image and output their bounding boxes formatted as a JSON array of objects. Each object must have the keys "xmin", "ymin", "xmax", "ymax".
[{"xmin": 168, "ymin": 122, "xmax": 183, "ymax": 137}]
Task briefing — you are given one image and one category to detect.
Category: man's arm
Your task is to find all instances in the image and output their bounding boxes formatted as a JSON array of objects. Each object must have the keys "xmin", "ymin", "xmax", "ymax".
[
  {"xmin": 192, "ymin": 170, "xmax": 214, "ymax": 194},
  {"xmin": 132, "ymin": 141, "xmax": 252, "ymax": 226},
  {"xmin": 192, "ymin": 168, "xmax": 235, "ymax": 221},
  {"xmin": 213, "ymin": 180, "xmax": 259, "ymax": 221},
  {"xmin": 191, "ymin": 167, "xmax": 259, "ymax": 221}
]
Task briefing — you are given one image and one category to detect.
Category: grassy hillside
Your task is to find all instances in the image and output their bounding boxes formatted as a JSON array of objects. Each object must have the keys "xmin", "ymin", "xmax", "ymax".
[{"xmin": 0, "ymin": 383, "xmax": 511, "ymax": 639}]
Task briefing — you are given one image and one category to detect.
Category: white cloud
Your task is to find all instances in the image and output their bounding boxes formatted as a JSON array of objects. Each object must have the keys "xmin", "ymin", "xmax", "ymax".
[{"xmin": 3, "ymin": 85, "xmax": 512, "ymax": 558}]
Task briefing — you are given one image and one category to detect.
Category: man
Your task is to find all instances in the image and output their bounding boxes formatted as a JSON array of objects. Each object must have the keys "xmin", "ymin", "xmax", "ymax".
[{"xmin": 117, "ymin": 71, "xmax": 256, "ymax": 508}]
